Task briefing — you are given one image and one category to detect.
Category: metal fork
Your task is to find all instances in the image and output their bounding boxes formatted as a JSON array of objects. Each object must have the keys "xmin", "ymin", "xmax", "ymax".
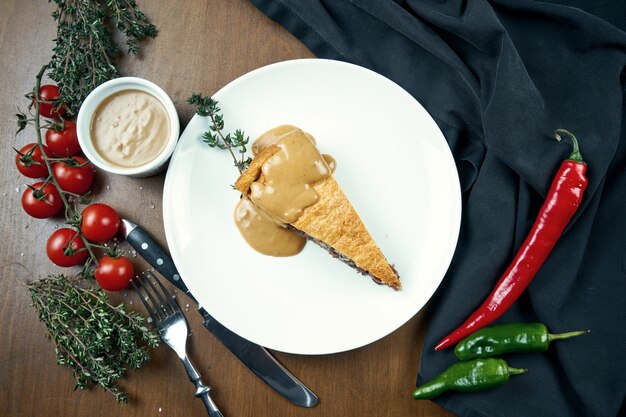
[{"xmin": 132, "ymin": 271, "xmax": 224, "ymax": 417}]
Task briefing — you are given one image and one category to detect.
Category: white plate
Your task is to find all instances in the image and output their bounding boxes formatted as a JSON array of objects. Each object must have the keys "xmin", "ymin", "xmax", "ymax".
[{"xmin": 163, "ymin": 59, "xmax": 461, "ymax": 355}]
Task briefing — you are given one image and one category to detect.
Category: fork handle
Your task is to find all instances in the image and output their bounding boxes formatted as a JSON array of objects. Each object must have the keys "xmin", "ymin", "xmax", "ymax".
[{"xmin": 181, "ymin": 356, "xmax": 224, "ymax": 417}]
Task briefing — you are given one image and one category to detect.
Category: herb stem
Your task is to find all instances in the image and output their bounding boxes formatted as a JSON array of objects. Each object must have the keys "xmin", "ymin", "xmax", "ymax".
[
  {"xmin": 49, "ymin": 329, "xmax": 124, "ymax": 400},
  {"xmin": 211, "ymin": 114, "xmax": 243, "ymax": 174},
  {"xmin": 187, "ymin": 94, "xmax": 252, "ymax": 174},
  {"xmin": 48, "ymin": 0, "xmax": 156, "ymax": 112},
  {"xmin": 29, "ymin": 275, "xmax": 159, "ymax": 402}
]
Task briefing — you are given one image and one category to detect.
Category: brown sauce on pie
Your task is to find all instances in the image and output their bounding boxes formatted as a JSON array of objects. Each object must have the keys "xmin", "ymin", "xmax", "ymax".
[
  {"xmin": 322, "ymin": 154, "xmax": 336, "ymax": 173},
  {"xmin": 234, "ymin": 196, "xmax": 305, "ymax": 256},
  {"xmin": 233, "ymin": 125, "xmax": 334, "ymax": 256}
]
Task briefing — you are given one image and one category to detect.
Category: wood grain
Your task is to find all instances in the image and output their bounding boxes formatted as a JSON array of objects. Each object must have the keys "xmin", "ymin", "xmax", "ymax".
[{"xmin": 0, "ymin": 1, "xmax": 453, "ymax": 416}]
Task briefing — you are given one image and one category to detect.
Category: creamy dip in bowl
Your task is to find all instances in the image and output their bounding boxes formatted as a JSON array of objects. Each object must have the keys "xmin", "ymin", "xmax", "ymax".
[{"xmin": 77, "ymin": 77, "xmax": 180, "ymax": 177}]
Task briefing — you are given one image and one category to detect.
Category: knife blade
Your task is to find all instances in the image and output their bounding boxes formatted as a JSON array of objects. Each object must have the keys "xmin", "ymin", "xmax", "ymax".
[{"xmin": 121, "ymin": 219, "xmax": 318, "ymax": 408}]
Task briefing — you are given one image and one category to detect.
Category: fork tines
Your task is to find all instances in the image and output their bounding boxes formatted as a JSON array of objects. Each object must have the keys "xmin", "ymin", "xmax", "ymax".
[{"xmin": 131, "ymin": 271, "xmax": 179, "ymax": 322}]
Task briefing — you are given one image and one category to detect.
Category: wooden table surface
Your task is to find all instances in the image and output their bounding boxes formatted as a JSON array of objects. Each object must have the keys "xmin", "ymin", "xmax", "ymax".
[{"xmin": 0, "ymin": 1, "xmax": 452, "ymax": 416}]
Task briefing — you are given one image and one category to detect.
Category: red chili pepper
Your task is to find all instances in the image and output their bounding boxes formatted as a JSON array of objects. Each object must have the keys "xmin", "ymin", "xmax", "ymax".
[{"xmin": 435, "ymin": 129, "xmax": 588, "ymax": 351}]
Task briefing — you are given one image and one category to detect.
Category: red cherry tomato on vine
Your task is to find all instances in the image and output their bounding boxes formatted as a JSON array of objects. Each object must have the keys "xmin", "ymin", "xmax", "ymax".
[
  {"xmin": 45, "ymin": 121, "xmax": 81, "ymax": 156},
  {"xmin": 52, "ymin": 156, "xmax": 94, "ymax": 195},
  {"xmin": 46, "ymin": 228, "xmax": 89, "ymax": 267},
  {"xmin": 15, "ymin": 144, "xmax": 53, "ymax": 178},
  {"xmin": 21, "ymin": 182, "xmax": 63, "ymax": 218},
  {"xmin": 95, "ymin": 256, "xmax": 134, "ymax": 291},
  {"xmin": 35, "ymin": 84, "xmax": 67, "ymax": 119},
  {"xmin": 81, "ymin": 203, "xmax": 120, "ymax": 243}
]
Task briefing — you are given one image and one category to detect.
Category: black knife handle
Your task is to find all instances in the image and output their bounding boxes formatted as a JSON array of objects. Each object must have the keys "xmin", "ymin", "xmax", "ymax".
[{"xmin": 125, "ymin": 223, "xmax": 193, "ymax": 297}]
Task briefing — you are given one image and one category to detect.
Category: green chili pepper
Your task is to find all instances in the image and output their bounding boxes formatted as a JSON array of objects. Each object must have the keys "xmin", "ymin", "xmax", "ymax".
[
  {"xmin": 454, "ymin": 323, "xmax": 588, "ymax": 360},
  {"xmin": 412, "ymin": 358, "xmax": 526, "ymax": 399}
]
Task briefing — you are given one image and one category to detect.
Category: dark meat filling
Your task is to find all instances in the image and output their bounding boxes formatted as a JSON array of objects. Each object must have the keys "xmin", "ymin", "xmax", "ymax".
[{"xmin": 287, "ymin": 225, "xmax": 395, "ymax": 287}]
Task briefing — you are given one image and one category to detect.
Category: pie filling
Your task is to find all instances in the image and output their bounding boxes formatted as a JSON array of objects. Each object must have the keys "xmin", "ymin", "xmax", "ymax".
[{"xmin": 287, "ymin": 225, "xmax": 400, "ymax": 290}]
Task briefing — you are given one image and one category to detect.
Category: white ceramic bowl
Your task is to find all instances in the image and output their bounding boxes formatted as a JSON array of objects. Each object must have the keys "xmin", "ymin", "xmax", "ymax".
[{"xmin": 76, "ymin": 77, "xmax": 180, "ymax": 177}]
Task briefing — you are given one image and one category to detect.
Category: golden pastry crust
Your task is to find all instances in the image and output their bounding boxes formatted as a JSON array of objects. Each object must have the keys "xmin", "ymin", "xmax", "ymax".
[
  {"xmin": 234, "ymin": 144, "xmax": 280, "ymax": 194},
  {"xmin": 291, "ymin": 177, "xmax": 401, "ymax": 289}
]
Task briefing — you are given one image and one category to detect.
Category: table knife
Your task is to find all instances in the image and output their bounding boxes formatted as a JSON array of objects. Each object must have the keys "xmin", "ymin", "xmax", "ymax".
[{"xmin": 121, "ymin": 219, "xmax": 318, "ymax": 408}]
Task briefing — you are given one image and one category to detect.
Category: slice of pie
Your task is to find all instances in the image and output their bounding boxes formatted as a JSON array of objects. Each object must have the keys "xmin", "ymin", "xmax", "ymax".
[{"xmin": 234, "ymin": 126, "xmax": 401, "ymax": 290}]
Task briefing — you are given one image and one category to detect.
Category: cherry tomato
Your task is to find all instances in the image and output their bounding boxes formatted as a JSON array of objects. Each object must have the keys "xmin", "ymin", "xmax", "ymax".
[
  {"xmin": 46, "ymin": 228, "xmax": 89, "ymax": 267},
  {"xmin": 45, "ymin": 121, "xmax": 81, "ymax": 156},
  {"xmin": 81, "ymin": 203, "xmax": 121, "ymax": 243},
  {"xmin": 15, "ymin": 144, "xmax": 53, "ymax": 178},
  {"xmin": 21, "ymin": 182, "xmax": 63, "ymax": 218},
  {"xmin": 35, "ymin": 84, "xmax": 67, "ymax": 119},
  {"xmin": 52, "ymin": 156, "xmax": 94, "ymax": 195},
  {"xmin": 95, "ymin": 256, "xmax": 134, "ymax": 291}
]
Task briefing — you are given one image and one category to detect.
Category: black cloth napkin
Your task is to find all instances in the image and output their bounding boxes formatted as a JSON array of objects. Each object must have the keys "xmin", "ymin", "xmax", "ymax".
[{"xmin": 250, "ymin": 1, "xmax": 626, "ymax": 416}]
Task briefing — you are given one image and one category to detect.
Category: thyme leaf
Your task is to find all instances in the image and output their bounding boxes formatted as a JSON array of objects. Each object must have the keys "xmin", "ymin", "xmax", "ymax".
[
  {"xmin": 187, "ymin": 93, "xmax": 251, "ymax": 174},
  {"xmin": 28, "ymin": 275, "xmax": 159, "ymax": 403},
  {"xmin": 47, "ymin": 0, "xmax": 157, "ymax": 114}
]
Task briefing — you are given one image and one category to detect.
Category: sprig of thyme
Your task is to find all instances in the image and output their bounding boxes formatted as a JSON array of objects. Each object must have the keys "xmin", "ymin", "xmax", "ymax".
[
  {"xmin": 28, "ymin": 275, "xmax": 159, "ymax": 403},
  {"xmin": 48, "ymin": 0, "xmax": 157, "ymax": 113},
  {"xmin": 187, "ymin": 93, "xmax": 252, "ymax": 174}
]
